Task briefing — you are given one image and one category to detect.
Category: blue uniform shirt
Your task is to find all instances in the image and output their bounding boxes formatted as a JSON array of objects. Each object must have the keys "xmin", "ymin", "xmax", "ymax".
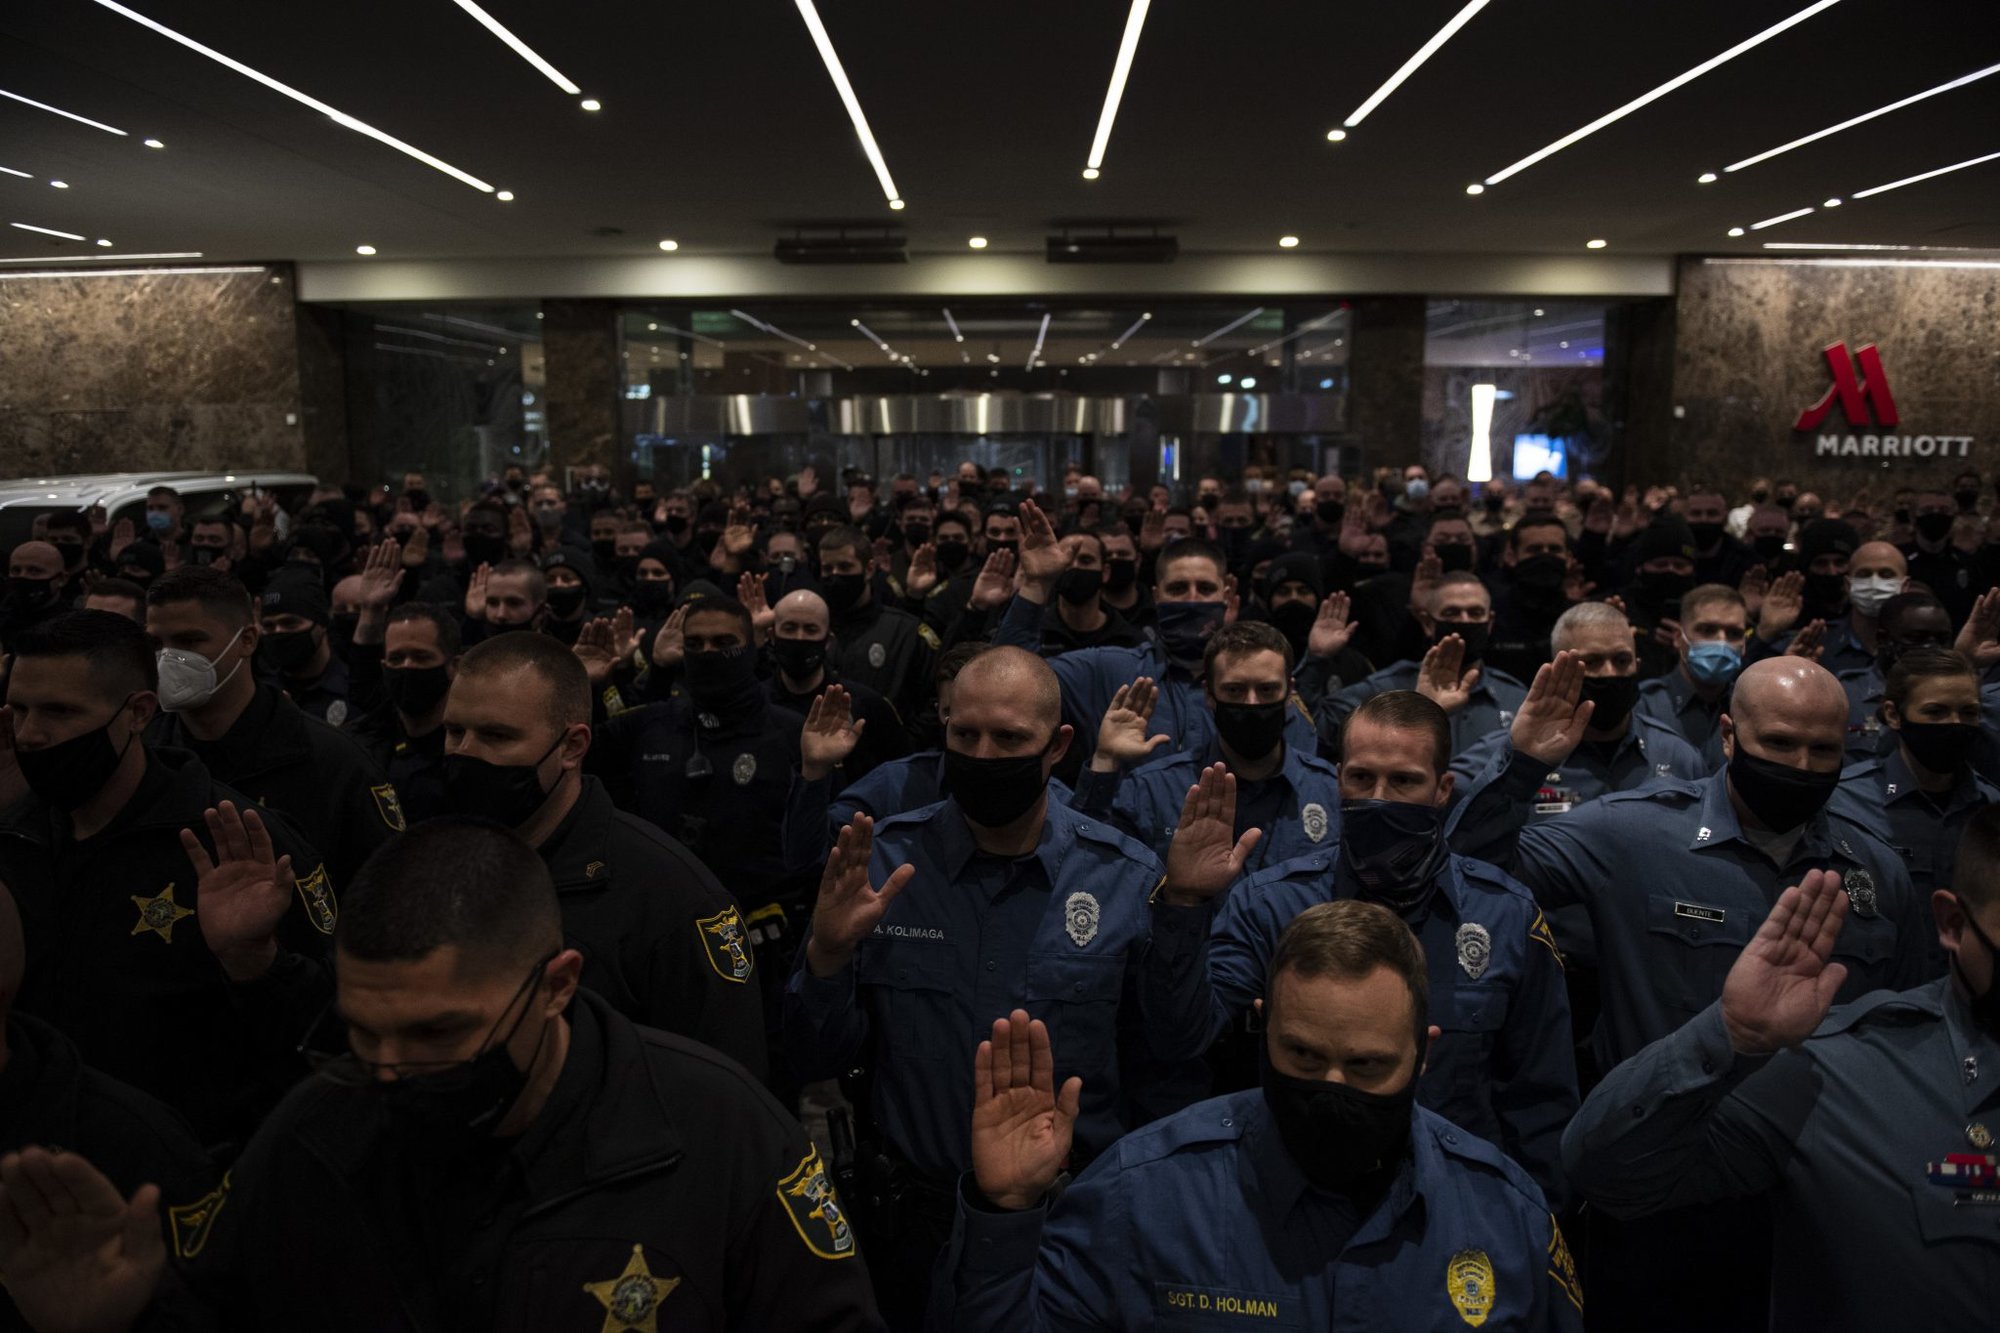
[
  {"xmin": 1829, "ymin": 747, "xmax": 1999, "ymax": 896},
  {"xmin": 1633, "ymin": 668, "xmax": 1727, "ymax": 772},
  {"xmin": 1318, "ymin": 659, "xmax": 1528, "ymax": 760},
  {"xmin": 783, "ymin": 796, "xmax": 1212, "ymax": 1176},
  {"xmin": 1203, "ymin": 849, "xmax": 1576, "ymax": 1200},
  {"xmin": 991, "ymin": 595, "xmax": 1314, "ymax": 768},
  {"xmin": 1564, "ymin": 982, "xmax": 2000, "ymax": 1333},
  {"xmin": 780, "ymin": 750, "xmax": 1074, "ymax": 874},
  {"xmin": 938, "ymin": 1092, "xmax": 1585, "ymax": 1332},
  {"xmin": 1835, "ymin": 663, "xmax": 1895, "ymax": 763},
  {"xmin": 1075, "ymin": 740, "xmax": 1344, "ymax": 873},
  {"xmin": 1472, "ymin": 770, "xmax": 1934, "ymax": 1069}
]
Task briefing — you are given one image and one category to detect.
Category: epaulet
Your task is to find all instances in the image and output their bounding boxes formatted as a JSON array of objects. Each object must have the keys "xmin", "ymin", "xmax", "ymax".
[
  {"xmin": 1597, "ymin": 778, "xmax": 1702, "ymax": 807},
  {"xmin": 1240, "ymin": 845, "xmax": 1338, "ymax": 890},
  {"xmin": 1293, "ymin": 748, "xmax": 1341, "ymax": 775},
  {"xmin": 1111, "ymin": 1097, "xmax": 1251, "ymax": 1167},
  {"xmin": 1451, "ymin": 855, "xmax": 1537, "ymax": 903},
  {"xmin": 1128, "ymin": 749, "xmax": 1200, "ymax": 779},
  {"xmin": 1421, "ymin": 1110, "xmax": 1541, "ymax": 1208},
  {"xmin": 917, "ymin": 622, "xmax": 941, "ymax": 650},
  {"xmin": 1290, "ymin": 694, "xmax": 1313, "ymax": 721},
  {"xmin": 1070, "ymin": 807, "xmax": 1158, "ymax": 862},
  {"xmin": 1811, "ymin": 985, "xmax": 1941, "ymax": 1038}
]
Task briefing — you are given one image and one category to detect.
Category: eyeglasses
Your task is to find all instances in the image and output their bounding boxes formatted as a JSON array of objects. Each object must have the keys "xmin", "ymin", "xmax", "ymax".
[{"xmin": 302, "ymin": 952, "xmax": 556, "ymax": 1085}]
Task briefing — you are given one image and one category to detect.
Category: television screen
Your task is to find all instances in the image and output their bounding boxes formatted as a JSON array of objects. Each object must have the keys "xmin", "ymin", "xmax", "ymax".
[{"xmin": 1511, "ymin": 434, "xmax": 1567, "ymax": 480}]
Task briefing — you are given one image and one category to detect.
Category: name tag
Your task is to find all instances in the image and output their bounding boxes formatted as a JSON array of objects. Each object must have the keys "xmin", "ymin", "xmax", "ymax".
[
  {"xmin": 1155, "ymin": 1284, "xmax": 1298, "ymax": 1324},
  {"xmin": 1674, "ymin": 902, "xmax": 1727, "ymax": 924},
  {"xmin": 1532, "ymin": 801, "xmax": 1573, "ymax": 815}
]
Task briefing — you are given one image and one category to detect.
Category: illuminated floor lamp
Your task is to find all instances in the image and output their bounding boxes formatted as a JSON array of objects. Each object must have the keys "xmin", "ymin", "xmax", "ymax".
[{"xmin": 1467, "ymin": 382, "xmax": 1496, "ymax": 486}]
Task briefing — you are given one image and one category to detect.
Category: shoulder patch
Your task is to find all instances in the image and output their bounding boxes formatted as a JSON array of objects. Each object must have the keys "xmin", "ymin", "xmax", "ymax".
[
  {"xmin": 1547, "ymin": 1214, "xmax": 1584, "ymax": 1316},
  {"xmin": 775, "ymin": 1145, "xmax": 856, "ymax": 1260},
  {"xmin": 1527, "ymin": 908, "xmax": 1565, "ymax": 969},
  {"xmin": 169, "ymin": 1172, "xmax": 231, "ymax": 1259},
  {"xmin": 293, "ymin": 863, "xmax": 337, "ymax": 934},
  {"xmin": 696, "ymin": 906, "xmax": 755, "ymax": 983},
  {"xmin": 370, "ymin": 782, "xmax": 406, "ymax": 832},
  {"xmin": 917, "ymin": 623, "xmax": 942, "ymax": 651}
]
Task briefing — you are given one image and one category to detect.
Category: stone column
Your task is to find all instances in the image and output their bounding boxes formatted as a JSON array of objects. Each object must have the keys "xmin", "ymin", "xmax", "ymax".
[
  {"xmin": 540, "ymin": 298, "xmax": 623, "ymax": 483},
  {"xmin": 1344, "ymin": 296, "xmax": 1427, "ymax": 472}
]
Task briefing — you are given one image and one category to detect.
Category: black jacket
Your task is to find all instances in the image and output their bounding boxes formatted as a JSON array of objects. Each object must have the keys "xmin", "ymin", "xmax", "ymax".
[
  {"xmin": 539, "ymin": 778, "xmax": 768, "ymax": 1080},
  {"xmin": 156, "ymin": 991, "xmax": 882, "ymax": 1332},
  {"xmin": 828, "ymin": 599, "xmax": 936, "ymax": 726},
  {"xmin": 151, "ymin": 683, "xmax": 400, "ymax": 890},
  {"xmin": 765, "ymin": 670, "xmax": 912, "ymax": 786},
  {"xmin": 0, "ymin": 748, "xmax": 331, "ymax": 1146}
]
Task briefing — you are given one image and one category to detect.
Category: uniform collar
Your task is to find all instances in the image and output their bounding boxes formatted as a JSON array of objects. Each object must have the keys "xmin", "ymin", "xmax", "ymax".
[
  {"xmin": 537, "ymin": 778, "xmax": 619, "ymax": 892},
  {"xmin": 1687, "ymin": 769, "xmax": 1838, "ymax": 861},
  {"xmin": 936, "ymin": 792, "xmax": 1074, "ymax": 887},
  {"xmin": 1195, "ymin": 737, "xmax": 1323, "ymax": 795},
  {"xmin": 1938, "ymin": 978, "xmax": 2000, "ymax": 1117},
  {"xmin": 1658, "ymin": 666, "xmax": 1719, "ymax": 715},
  {"xmin": 1879, "ymin": 746, "xmax": 1986, "ymax": 814}
]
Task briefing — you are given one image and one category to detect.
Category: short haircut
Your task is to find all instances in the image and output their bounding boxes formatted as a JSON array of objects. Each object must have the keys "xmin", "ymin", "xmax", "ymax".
[
  {"xmin": 1429, "ymin": 570, "xmax": 1488, "ymax": 609},
  {"xmin": 1345, "ymin": 689, "xmax": 1450, "ymax": 775},
  {"xmin": 935, "ymin": 640, "xmax": 988, "ymax": 686},
  {"xmin": 388, "ymin": 602, "xmax": 462, "ymax": 656},
  {"xmin": 1508, "ymin": 517, "xmax": 1568, "ymax": 550},
  {"xmin": 43, "ymin": 511, "xmax": 90, "ymax": 540},
  {"xmin": 1065, "ymin": 529, "xmax": 1106, "ymax": 561},
  {"xmin": 7, "ymin": 610, "xmax": 157, "ymax": 697},
  {"xmin": 817, "ymin": 524, "xmax": 868, "ymax": 562},
  {"xmin": 1878, "ymin": 590, "xmax": 1946, "ymax": 637},
  {"xmin": 190, "ymin": 515, "xmax": 234, "ymax": 535},
  {"xmin": 1551, "ymin": 600, "xmax": 1631, "ymax": 653},
  {"xmin": 1681, "ymin": 582, "xmax": 1746, "ymax": 622},
  {"xmin": 1204, "ymin": 619, "xmax": 1294, "ymax": 678},
  {"xmin": 1952, "ymin": 803, "xmax": 2000, "ymax": 910},
  {"xmin": 683, "ymin": 594, "xmax": 755, "ymax": 644},
  {"xmin": 1427, "ymin": 510, "xmax": 1473, "ymax": 534},
  {"xmin": 145, "ymin": 565, "xmax": 255, "ymax": 628},
  {"xmin": 86, "ymin": 577, "xmax": 146, "ymax": 607},
  {"xmin": 953, "ymin": 645, "xmax": 1061, "ymax": 734},
  {"xmin": 455, "ymin": 632, "xmax": 590, "ymax": 731},
  {"xmin": 932, "ymin": 511, "xmax": 973, "ymax": 538},
  {"xmin": 1884, "ymin": 644, "xmax": 1976, "ymax": 711},
  {"xmin": 146, "ymin": 486, "xmax": 181, "ymax": 503},
  {"xmin": 1267, "ymin": 899, "xmax": 1430, "ymax": 1048},
  {"xmin": 1156, "ymin": 536, "xmax": 1228, "ymax": 582},
  {"xmin": 336, "ymin": 819, "xmax": 562, "ymax": 978},
  {"xmin": 487, "ymin": 559, "xmax": 547, "ymax": 602}
]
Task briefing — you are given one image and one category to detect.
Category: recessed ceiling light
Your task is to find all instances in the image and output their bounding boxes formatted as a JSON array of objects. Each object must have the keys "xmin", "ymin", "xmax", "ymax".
[
  {"xmin": 1084, "ymin": 0, "xmax": 1153, "ymax": 181},
  {"xmin": 1278, "ymin": 235, "xmax": 1299, "ymax": 248},
  {"xmin": 967, "ymin": 236, "xmax": 988, "ymax": 249},
  {"xmin": 1217, "ymin": 373, "xmax": 1233, "ymax": 385},
  {"xmin": 1239, "ymin": 376, "xmax": 1258, "ymax": 389},
  {"xmin": 86, "ymin": 0, "xmax": 498, "ymax": 191},
  {"xmin": 355, "ymin": 245, "xmax": 377, "ymax": 255},
  {"xmin": 1585, "ymin": 238, "xmax": 1608, "ymax": 249},
  {"xmin": 579, "ymin": 98, "xmax": 602, "ymax": 112},
  {"xmin": 1850, "ymin": 148, "xmax": 2000, "ymax": 200},
  {"xmin": 986, "ymin": 352, "xmax": 1000, "ymax": 363},
  {"xmin": 496, "ymin": 190, "xmax": 515, "ymax": 201},
  {"xmin": 658, "ymin": 239, "xmax": 679, "ymax": 251},
  {"xmin": 793, "ymin": 0, "xmax": 904, "ymax": 208},
  {"xmin": 1465, "ymin": 183, "xmax": 1485, "ymax": 195},
  {"xmin": 1479, "ymin": 0, "xmax": 1844, "ymax": 187},
  {"xmin": 1325, "ymin": 128, "xmax": 1347, "ymax": 142},
  {"xmin": 1560, "ymin": 340, "xmax": 1569, "ymax": 348},
  {"xmin": 1341, "ymin": 0, "xmax": 1492, "ymax": 129},
  {"xmin": 48, "ymin": 180, "xmax": 68, "ymax": 189},
  {"xmin": 95, "ymin": 238, "xmax": 112, "ymax": 247},
  {"xmin": 0, "ymin": 87, "xmax": 127, "ymax": 136},
  {"xmin": 450, "ymin": 0, "xmax": 583, "ymax": 94},
  {"xmin": 10, "ymin": 222, "xmax": 86, "ymax": 240},
  {"xmin": 1728, "ymin": 226, "xmax": 1746, "ymax": 236},
  {"xmin": 1723, "ymin": 62, "xmax": 2000, "ymax": 174},
  {"xmin": 1698, "ymin": 172, "xmax": 1718, "ymax": 183},
  {"xmin": 143, "ymin": 138, "xmax": 164, "ymax": 149},
  {"xmin": 1823, "ymin": 197, "xmax": 1841, "ymax": 207},
  {"xmin": 1533, "ymin": 308, "xmax": 1545, "ymax": 316},
  {"xmin": 888, "ymin": 198, "xmax": 905, "ymax": 210}
]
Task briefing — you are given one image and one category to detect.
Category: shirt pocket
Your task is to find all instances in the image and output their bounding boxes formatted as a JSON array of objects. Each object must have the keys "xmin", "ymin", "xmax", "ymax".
[
  {"xmin": 1022, "ymin": 954, "xmax": 1125, "ymax": 1081},
  {"xmin": 1828, "ymin": 911, "xmax": 1899, "ymax": 989},
  {"xmin": 856, "ymin": 944, "xmax": 962, "ymax": 1064},
  {"xmin": 1644, "ymin": 893, "xmax": 1754, "ymax": 1015}
]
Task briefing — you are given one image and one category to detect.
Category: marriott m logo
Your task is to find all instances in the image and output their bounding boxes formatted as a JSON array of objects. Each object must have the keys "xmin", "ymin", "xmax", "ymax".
[{"xmin": 1794, "ymin": 341, "xmax": 1899, "ymax": 431}]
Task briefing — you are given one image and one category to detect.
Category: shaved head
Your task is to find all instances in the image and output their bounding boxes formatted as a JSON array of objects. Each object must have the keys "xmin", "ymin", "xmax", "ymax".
[
  {"xmin": 953, "ymin": 645, "xmax": 1061, "ymax": 732},
  {"xmin": 1850, "ymin": 541, "xmax": 1907, "ymax": 579},
  {"xmin": 774, "ymin": 589, "xmax": 830, "ymax": 637},
  {"xmin": 1724, "ymin": 658, "xmax": 1849, "ymax": 773},
  {"xmin": 8, "ymin": 541, "xmax": 63, "ymax": 581}
]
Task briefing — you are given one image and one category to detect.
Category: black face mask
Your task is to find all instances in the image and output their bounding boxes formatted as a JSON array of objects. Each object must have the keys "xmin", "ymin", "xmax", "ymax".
[
  {"xmin": 1638, "ymin": 569, "xmax": 1695, "ymax": 605},
  {"xmin": 14, "ymin": 699, "xmax": 137, "ymax": 811},
  {"xmin": 632, "ymin": 581, "xmax": 675, "ymax": 616},
  {"xmin": 693, "ymin": 528, "xmax": 723, "ymax": 555},
  {"xmin": 986, "ymin": 538, "xmax": 1020, "ymax": 560},
  {"xmin": 1950, "ymin": 897, "xmax": 2000, "ymax": 1037},
  {"xmin": 903, "ymin": 523, "xmax": 931, "ymax": 546},
  {"xmin": 1431, "ymin": 622, "xmax": 1490, "ymax": 664},
  {"xmin": 770, "ymin": 635, "xmax": 828, "ymax": 680},
  {"xmin": 1315, "ymin": 500, "xmax": 1345, "ymax": 527},
  {"xmin": 1103, "ymin": 557, "xmax": 1139, "ymax": 593},
  {"xmin": 440, "ymin": 734, "xmax": 563, "ymax": 828},
  {"xmin": 4, "ymin": 576, "xmax": 59, "ymax": 612},
  {"xmin": 663, "ymin": 514, "xmax": 690, "ymax": 536},
  {"xmin": 1579, "ymin": 674, "xmax": 1639, "ymax": 731},
  {"xmin": 1898, "ymin": 720, "xmax": 1977, "ymax": 774},
  {"xmin": 546, "ymin": 586, "xmax": 587, "ymax": 618},
  {"xmin": 610, "ymin": 555, "xmax": 640, "ymax": 583},
  {"xmin": 944, "ymin": 744, "xmax": 1050, "ymax": 828},
  {"xmin": 1338, "ymin": 799, "xmax": 1448, "ymax": 914},
  {"xmin": 1803, "ymin": 571, "xmax": 1849, "ymax": 613},
  {"xmin": 1269, "ymin": 601, "xmax": 1317, "ymax": 653},
  {"xmin": 1260, "ymin": 1049, "xmax": 1415, "ymax": 1195},
  {"xmin": 591, "ymin": 538, "xmax": 618, "ymax": 567},
  {"xmin": 1056, "ymin": 568, "xmax": 1103, "ymax": 605},
  {"xmin": 1915, "ymin": 512, "xmax": 1955, "ymax": 543},
  {"xmin": 1433, "ymin": 543, "xmax": 1475, "ymax": 574},
  {"xmin": 683, "ymin": 644, "xmax": 762, "ymax": 715},
  {"xmin": 820, "ymin": 573, "xmax": 866, "ymax": 615},
  {"xmin": 51, "ymin": 541, "xmax": 85, "ymax": 573},
  {"xmin": 1483, "ymin": 494, "xmax": 1506, "ymax": 513},
  {"xmin": 383, "ymin": 664, "xmax": 452, "ymax": 717},
  {"xmin": 1687, "ymin": 521, "xmax": 1725, "ymax": 550},
  {"xmin": 1212, "ymin": 698, "xmax": 1287, "ymax": 761},
  {"xmin": 461, "ymin": 533, "xmax": 507, "ymax": 569},
  {"xmin": 1751, "ymin": 534, "xmax": 1787, "ymax": 562},
  {"xmin": 1155, "ymin": 601, "xmax": 1227, "ymax": 671},
  {"xmin": 1728, "ymin": 746, "xmax": 1838, "ymax": 832},
  {"xmin": 1954, "ymin": 489, "xmax": 1980, "ymax": 514},
  {"xmin": 934, "ymin": 540, "xmax": 971, "ymax": 573},
  {"xmin": 328, "ymin": 612, "xmax": 360, "ymax": 659},
  {"xmin": 1513, "ymin": 553, "xmax": 1567, "ymax": 592},
  {"xmin": 258, "ymin": 627, "xmax": 321, "ymax": 675},
  {"xmin": 370, "ymin": 956, "xmax": 551, "ymax": 1149}
]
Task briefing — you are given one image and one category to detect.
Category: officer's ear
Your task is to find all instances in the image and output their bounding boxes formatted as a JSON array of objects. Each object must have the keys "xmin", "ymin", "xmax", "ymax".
[
  {"xmin": 541, "ymin": 947, "xmax": 585, "ymax": 1017},
  {"xmin": 1880, "ymin": 699, "xmax": 1904, "ymax": 731},
  {"xmin": 558, "ymin": 721, "xmax": 591, "ymax": 770},
  {"xmin": 1431, "ymin": 771, "xmax": 1455, "ymax": 806},
  {"xmin": 1418, "ymin": 1023, "xmax": 1441, "ymax": 1078},
  {"xmin": 127, "ymin": 690, "xmax": 160, "ymax": 733},
  {"xmin": 444, "ymin": 655, "xmax": 460, "ymax": 680},
  {"xmin": 1044, "ymin": 723, "xmax": 1073, "ymax": 770},
  {"xmin": 1931, "ymin": 888, "xmax": 1976, "ymax": 965},
  {"xmin": 1719, "ymin": 711, "xmax": 1736, "ymax": 761}
]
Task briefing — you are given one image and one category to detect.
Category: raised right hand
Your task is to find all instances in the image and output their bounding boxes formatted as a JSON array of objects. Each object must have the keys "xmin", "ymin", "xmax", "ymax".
[
  {"xmin": 359, "ymin": 538, "xmax": 403, "ymax": 612},
  {"xmin": 801, "ymin": 685, "xmax": 867, "ymax": 781},
  {"xmin": 1509, "ymin": 649, "xmax": 1595, "ymax": 766},
  {"xmin": 968, "ymin": 549, "xmax": 1019, "ymax": 612},
  {"xmin": 971, "ymin": 1011, "xmax": 1081, "ymax": 1212},
  {"xmin": 1091, "ymin": 678, "xmax": 1170, "ymax": 773},
  {"xmin": 649, "ymin": 604, "xmax": 689, "ymax": 670},
  {"xmin": 0, "ymin": 1147, "xmax": 164, "ymax": 1333},
  {"xmin": 804, "ymin": 815, "xmax": 916, "ymax": 975},
  {"xmin": 1721, "ymin": 870, "xmax": 1849, "ymax": 1055},
  {"xmin": 1307, "ymin": 591, "xmax": 1354, "ymax": 660},
  {"xmin": 1758, "ymin": 570, "xmax": 1804, "ymax": 638},
  {"xmin": 1162, "ymin": 763, "xmax": 1262, "ymax": 905},
  {"xmin": 462, "ymin": 562, "xmax": 491, "ymax": 622},
  {"xmin": 1415, "ymin": 635, "xmax": 1480, "ymax": 714},
  {"xmin": 903, "ymin": 543, "xmax": 939, "ymax": 598},
  {"xmin": 1015, "ymin": 501, "xmax": 1071, "ymax": 587}
]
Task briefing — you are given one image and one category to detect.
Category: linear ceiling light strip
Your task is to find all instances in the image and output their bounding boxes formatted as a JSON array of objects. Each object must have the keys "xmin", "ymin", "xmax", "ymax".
[
  {"xmin": 451, "ymin": 0, "xmax": 582, "ymax": 94},
  {"xmin": 1084, "ymin": 0, "xmax": 1152, "ymax": 178},
  {"xmin": 1343, "ymin": 0, "xmax": 1490, "ymax": 129},
  {"xmin": 794, "ymin": 0, "xmax": 902, "ymax": 207},
  {"xmin": 1721, "ymin": 62, "xmax": 2000, "ymax": 173}
]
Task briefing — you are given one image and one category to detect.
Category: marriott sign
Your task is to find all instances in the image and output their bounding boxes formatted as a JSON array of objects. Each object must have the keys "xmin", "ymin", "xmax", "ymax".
[{"xmin": 1795, "ymin": 340, "xmax": 1975, "ymax": 459}]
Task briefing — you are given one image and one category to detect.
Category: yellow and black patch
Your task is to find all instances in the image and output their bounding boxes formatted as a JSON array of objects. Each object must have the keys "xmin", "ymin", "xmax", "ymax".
[
  {"xmin": 917, "ymin": 623, "xmax": 942, "ymax": 651},
  {"xmin": 697, "ymin": 907, "xmax": 754, "ymax": 983},
  {"xmin": 370, "ymin": 783, "xmax": 407, "ymax": 832},
  {"xmin": 581, "ymin": 1243, "xmax": 680, "ymax": 1332},
  {"xmin": 169, "ymin": 1172, "xmax": 231, "ymax": 1259},
  {"xmin": 1447, "ymin": 1248, "xmax": 1496, "ymax": 1326},
  {"xmin": 603, "ymin": 684, "xmax": 630, "ymax": 717},
  {"xmin": 1548, "ymin": 1215, "xmax": 1584, "ymax": 1315},
  {"xmin": 586, "ymin": 860, "xmax": 606, "ymax": 880},
  {"xmin": 1528, "ymin": 909, "xmax": 1565, "ymax": 969},
  {"xmin": 131, "ymin": 884, "xmax": 195, "ymax": 943},
  {"xmin": 294, "ymin": 863, "xmax": 337, "ymax": 934},
  {"xmin": 776, "ymin": 1145, "xmax": 856, "ymax": 1260}
]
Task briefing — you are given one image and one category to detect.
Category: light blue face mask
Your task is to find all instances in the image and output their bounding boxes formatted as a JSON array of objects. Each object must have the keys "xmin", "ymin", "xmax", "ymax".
[{"xmin": 1685, "ymin": 638, "xmax": 1743, "ymax": 686}]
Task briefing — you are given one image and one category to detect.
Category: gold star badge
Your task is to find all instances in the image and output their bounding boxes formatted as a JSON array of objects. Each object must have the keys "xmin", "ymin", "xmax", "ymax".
[
  {"xmin": 131, "ymin": 884, "xmax": 195, "ymax": 943},
  {"xmin": 582, "ymin": 1244, "xmax": 679, "ymax": 1333}
]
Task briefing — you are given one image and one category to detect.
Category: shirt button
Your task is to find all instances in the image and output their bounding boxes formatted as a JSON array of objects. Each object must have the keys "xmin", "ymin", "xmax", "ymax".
[
  {"xmin": 1701, "ymin": 1058, "xmax": 1715, "ymax": 1074},
  {"xmin": 1221, "ymin": 1117, "xmax": 1233, "ymax": 1127},
  {"xmin": 1444, "ymin": 1133, "xmax": 1458, "ymax": 1146},
  {"xmin": 1631, "ymin": 1104, "xmax": 1645, "ymax": 1120},
  {"xmin": 985, "ymin": 960, "xmax": 995, "ymax": 971}
]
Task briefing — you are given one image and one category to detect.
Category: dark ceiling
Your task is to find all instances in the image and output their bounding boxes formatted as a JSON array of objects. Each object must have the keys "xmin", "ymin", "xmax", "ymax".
[{"xmin": 1, "ymin": 0, "xmax": 1994, "ymax": 266}]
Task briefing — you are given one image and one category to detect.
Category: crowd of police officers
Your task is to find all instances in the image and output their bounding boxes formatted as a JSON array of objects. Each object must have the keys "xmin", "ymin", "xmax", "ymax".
[{"xmin": 0, "ymin": 461, "xmax": 1993, "ymax": 1330}]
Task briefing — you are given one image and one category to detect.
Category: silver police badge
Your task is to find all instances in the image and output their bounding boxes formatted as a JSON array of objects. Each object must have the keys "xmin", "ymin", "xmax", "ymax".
[
  {"xmin": 732, "ymin": 752, "xmax": 758, "ymax": 786},
  {"xmin": 325, "ymin": 699, "xmax": 348, "ymax": 728},
  {"xmin": 1302, "ymin": 802, "xmax": 1329, "ymax": 844},
  {"xmin": 868, "ymin": 641, "xmax": 887, "ymax": 669},
  {"xmin": 1456, "ymin": 922, "xmax": 1493, "ymax": 980},
  {"xmin": 1064, "ymin": 891, "xmax": 1100, "ymax": 947},
  {"xmin": 1843, "ymin": 869, "xmax": 1878, "ymax": 918}
]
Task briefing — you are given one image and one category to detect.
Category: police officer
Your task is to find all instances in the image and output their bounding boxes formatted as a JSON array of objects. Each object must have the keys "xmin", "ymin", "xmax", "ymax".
[
  {"xmin": 1198, "ymin": 690, "xmax": 1577, "ymax": 1201},
  {"xmin": 817, "ymin": 524, "xmax": 938, "ymax": 724},
  {"xmin": 1014, "ymin": 529, "xmax": 1148, "ymax": 656},
  {"xmin": 0, "ymin": 819, "xmax": 882, "ymax": 1332},
  {"xmin": 341, "ymin": 541, "xmax": 456, "ymax": 816},
  {"xmin": 254, "ymin": 569, "xmax": 352, "ymax": 725},
  {"xmin": 783, "ymin": 646, "xmax": 1225, "ymax": 1329},
  {"xmin": 1835, "ymin": 590, "xmax": 1955, "ymax": 763},
  {"xmin": 1564, "ymin": 853, "xmax": 1999, "ymax": 1333},
  {"xmin": 991, "ymin": 502, "xmax": 1312, "ymax": 769},
  {"xmin": 0, "ymin": 611, "xmax": 331, "ymax": 1145},
  {"xmin": 1077, "ymin": 622, "xmax": 1344, "ymax": 874},
  {"xmin": 899, "ymin": 509, "xmax": 979, "ymax": 640},
  {"xmin": 763, "ymin": 588, "xmax": 910, "ymax": 784},
  {"xmin": 1756, "ymin": 540, "xmax": 1908, "ymax": 676},
  {"xmin": 1470, "ymin": 652, "xmax": 1934, "ymax": 1329},
  {"xmin": 143, "ymin": 566, "xmax": 400, "ymax": 891},
  {"xmin": 436, "ymin": 632, "xmax": 766, "ymax": 1079},
  {"xmin": 1829, "ymin": 645, "xmax": 1997, "ymax": 901},
  {"xmin": 934, "ymin": 901, "xmax": 1585, "ymax": 1332},
  {"xmin": 1635, "ymin": 582, "xmax": 1749, "ymax": 771},
  {"xmin": 1320, "ymin": 573, "xmax": 1529, "ymax": 761}
]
